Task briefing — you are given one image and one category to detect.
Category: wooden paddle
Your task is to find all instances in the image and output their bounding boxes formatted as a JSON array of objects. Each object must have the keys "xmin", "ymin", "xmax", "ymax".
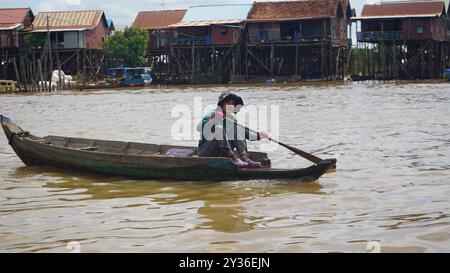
[{"xmin": 224, "ymin": 116, "xmax": 324, "ymax": 165}]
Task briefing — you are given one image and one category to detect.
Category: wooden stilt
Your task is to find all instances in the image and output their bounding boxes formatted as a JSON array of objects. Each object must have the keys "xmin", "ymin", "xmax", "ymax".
[
  {"xmin": 37, "ymin": 59, "xmax": 44, "ymax": 92},
  {"xmin": 12, "ymin": 58, "xmax": 22, "ymax": 91}
]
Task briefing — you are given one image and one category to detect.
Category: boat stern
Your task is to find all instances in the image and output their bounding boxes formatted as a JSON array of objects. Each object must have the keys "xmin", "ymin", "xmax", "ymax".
[{"xmin": 323, "ymin": 158, "xmax": 337, "ymax": 173}]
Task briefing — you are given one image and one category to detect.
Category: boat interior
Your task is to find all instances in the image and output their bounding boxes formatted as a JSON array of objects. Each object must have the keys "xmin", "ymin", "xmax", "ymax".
[{"xmin": 32, "ymin": 135, "xmax": 270, "ymax": 161}]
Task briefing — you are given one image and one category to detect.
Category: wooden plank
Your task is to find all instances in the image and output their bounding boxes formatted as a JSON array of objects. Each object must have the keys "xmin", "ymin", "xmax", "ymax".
[{"xmin": 0, "ymin": 80, "xmax": 17, "ymax": 92}]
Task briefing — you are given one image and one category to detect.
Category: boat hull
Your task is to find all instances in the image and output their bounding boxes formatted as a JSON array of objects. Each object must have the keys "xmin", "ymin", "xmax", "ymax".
[{"xmin": 1, "ymin": 115, "xmax": 336, "ymax": 181}]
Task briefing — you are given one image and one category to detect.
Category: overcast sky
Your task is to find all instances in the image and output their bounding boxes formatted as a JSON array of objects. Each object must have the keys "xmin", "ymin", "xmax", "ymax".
[{"xmin": 0, "ymin": 0, "xmax": 375, "ymax": 27}]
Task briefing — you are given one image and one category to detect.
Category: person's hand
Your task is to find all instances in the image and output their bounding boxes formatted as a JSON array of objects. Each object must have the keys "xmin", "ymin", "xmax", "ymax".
[
  {"xmin": 258, "ymin": 131, "xmax": 271, "ymax": 140},
  {"xmin": 212, "ymin": 111, "xmax": 224, "ymax": 121}
]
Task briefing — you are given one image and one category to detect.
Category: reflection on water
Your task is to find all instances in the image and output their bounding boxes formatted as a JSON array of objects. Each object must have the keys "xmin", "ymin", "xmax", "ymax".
[
  {"xmin": 1, "ymin": 82, "xmax": 450, "ymax": 252},
  {"xmin": 11, "ymin": 166, "xmax": 323, "ymax": 234}
]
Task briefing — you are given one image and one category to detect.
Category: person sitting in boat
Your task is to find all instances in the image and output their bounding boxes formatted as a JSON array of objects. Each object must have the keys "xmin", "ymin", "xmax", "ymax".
[{"xmin": 196, "ymin": 91, "xmax": 270, "ymax": 168}]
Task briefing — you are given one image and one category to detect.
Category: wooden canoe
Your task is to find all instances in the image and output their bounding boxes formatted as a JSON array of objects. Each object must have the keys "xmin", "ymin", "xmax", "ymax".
[{"xmin": 1, "ymin": 114, "xmax": 336, "ymax": 181}]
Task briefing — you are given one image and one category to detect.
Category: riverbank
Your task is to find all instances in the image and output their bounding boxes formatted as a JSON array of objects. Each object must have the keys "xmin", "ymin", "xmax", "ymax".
[{"xmin": 0, "ymin": 78, "xmax": 448, "ymax": 95}]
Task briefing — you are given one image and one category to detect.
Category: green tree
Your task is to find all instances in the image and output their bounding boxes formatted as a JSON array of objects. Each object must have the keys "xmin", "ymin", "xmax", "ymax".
[
  {"xmin": 24, "ymin": 34, "xmax": 45, "ymax": 50},
  {"xmin": 103, "ymin": 27, "xmax": 148, "ymax": 67}
]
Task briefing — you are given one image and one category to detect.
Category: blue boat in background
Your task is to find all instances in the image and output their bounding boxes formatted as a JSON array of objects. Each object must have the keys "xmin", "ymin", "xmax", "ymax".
[
  {"xmin": 106, "ymin": 67, "xmax": 152, "ymax": 87},
  {"xmin": 444, "ymin": 68, "xmax": 450, "ymax": 81}
]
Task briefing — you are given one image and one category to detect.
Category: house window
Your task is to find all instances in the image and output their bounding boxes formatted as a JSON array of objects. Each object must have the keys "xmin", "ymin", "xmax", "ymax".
[
  {"xmin": 416, "ymin": 26, "xmax": 424, "ymax": 34},
  {"xmin": 257, "ymin": 30, "xmax": 269, "ymax": 42},
  {"xmin": 50, "ymin": 32, "xmax": 65, "ymax": 48}
]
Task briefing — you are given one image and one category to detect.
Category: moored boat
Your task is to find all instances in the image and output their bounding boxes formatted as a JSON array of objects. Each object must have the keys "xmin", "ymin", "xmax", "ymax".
[
  {"xmin": 444, "ymin": 68, "xmax": 450, "ymax": 81},
  {"xmin": 105, "ymin": 67, "xmax": 152, "ymax": 87},
  {"xmin": 1, "ymin": 114, "xmax": 336, "ymax": 181}
]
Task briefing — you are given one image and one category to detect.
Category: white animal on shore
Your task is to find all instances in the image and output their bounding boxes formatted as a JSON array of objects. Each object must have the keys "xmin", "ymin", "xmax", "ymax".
[
  {"xmin": 51, "ymin": 70, "xmax": 74, "ymax": 85},
  {"xmin": 38, "ymin": 70, "xmax": 75, "ymax": 90}
]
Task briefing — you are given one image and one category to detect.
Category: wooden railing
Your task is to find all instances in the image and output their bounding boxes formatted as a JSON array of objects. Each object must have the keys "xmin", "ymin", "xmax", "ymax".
[
  {"xmin": 357, "ymin": 31, "xmax": 402, "ymax": 41},
  {"xmin": 169, "ymin": 36, "xmax": 211, "ymax": 46}
]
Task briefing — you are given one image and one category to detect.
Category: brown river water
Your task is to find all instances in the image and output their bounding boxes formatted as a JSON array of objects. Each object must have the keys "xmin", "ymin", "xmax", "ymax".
[{"xmin": 0, "ymin": 82, "xmax": 449, "ymax": 253}]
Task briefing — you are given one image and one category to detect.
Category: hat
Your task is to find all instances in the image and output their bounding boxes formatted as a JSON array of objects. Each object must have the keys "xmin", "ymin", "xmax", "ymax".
[{"xmin": 217, "ymin": 92, "xmax": 244, "ymax": 113}]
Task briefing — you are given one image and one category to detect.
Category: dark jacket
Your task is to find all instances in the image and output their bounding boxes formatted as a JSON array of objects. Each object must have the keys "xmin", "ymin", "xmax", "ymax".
[{"xmin": 196, "ymin": 110, "xmax": 258, "ymax": 150}]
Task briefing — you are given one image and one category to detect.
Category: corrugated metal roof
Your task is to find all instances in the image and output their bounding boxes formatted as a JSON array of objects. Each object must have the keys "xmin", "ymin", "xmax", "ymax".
[
  {"xmin": 0, "ymin": 8, "xmax": 31, "ymax": 24},
  {"xmin": 360, "ymin": 1, "xmax": 446, "ymax": 18},
  {"xmin": 170, "ymin": 20, "xmax": 241, "ymax": 28},
  {"xmin": 353, "ymin": 14, "xmax": 441, "ymax": 20},
  {"xmin": 0, "ymin": 23, "xmax": 22, "ymax": 30},
  {"xmin": 31, "ymin": 28, "xmax": 88, "ymax": 33},
  {"xmin": 248, "ymin": 0, "xmax": 342, "ymax": 20},
  {"xmin": 32, "ymin": 10, "xmax": 104, "ymax": 31},
  {"xmin": 133, "ymin": 10, "xmax": 186, "ymax": 30},
  {"xmin": 181, "ymin": 4, "xmax": 252, "ymax": 22}
]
